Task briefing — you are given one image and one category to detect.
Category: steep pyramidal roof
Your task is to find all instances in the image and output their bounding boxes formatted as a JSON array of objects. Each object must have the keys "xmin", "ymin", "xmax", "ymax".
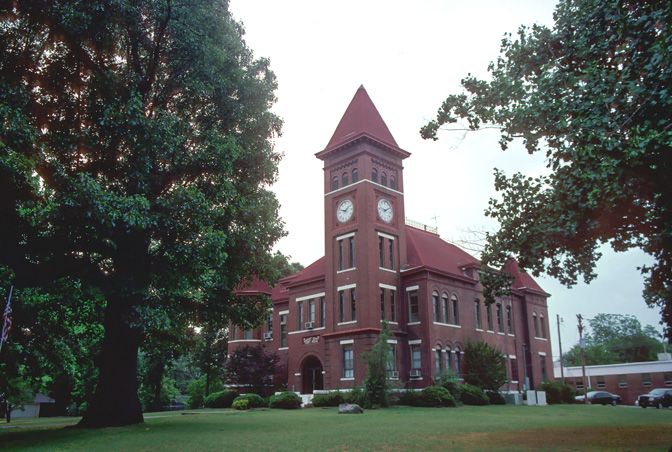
[
  {"xmin": 317, "ymin": 85, "xmax": 408, "ymax": 159},
  {"xmin": 503, "ymin": 257, "xmax": 549, "ymax": 295}
]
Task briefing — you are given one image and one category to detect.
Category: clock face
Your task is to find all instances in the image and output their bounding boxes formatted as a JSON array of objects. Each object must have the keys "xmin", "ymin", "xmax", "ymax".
[
  {"xmin": 336, "ymin": 199, "xmax": 354, "ymax": 223},
  {"xmin": 377, "ymin": 198, "xmax": 393, "ymax": 223}
]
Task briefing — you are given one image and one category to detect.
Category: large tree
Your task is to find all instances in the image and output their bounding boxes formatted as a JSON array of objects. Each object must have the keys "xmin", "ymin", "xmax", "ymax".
[
  {"xmin": 422, "ymin": 0, "xmax": 672, "ymax": 337},
  {"xmin": 0, "ymin": 0, "xmax": 284, "ymax": 427}
]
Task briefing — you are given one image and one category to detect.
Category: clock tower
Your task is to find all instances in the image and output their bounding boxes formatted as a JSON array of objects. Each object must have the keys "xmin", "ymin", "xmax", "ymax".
[{"xmin": 316, "ymin": 86, "xmax": 410, "ymax": 387}]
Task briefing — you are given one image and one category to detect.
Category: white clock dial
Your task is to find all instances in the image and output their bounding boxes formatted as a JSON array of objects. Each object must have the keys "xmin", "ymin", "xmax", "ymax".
[
  {"xmin": 336, "ymin": 199, "xmax": 354, "ymax": 223},
  {"xmin": 377, "ymin": 198, "xmax": 393, "ymax": 223}
]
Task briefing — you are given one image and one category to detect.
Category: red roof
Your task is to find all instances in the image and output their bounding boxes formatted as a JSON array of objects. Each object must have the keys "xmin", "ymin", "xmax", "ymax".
[
  {"xmin": 281, "ymin": 256, "xmax": 326, "ymax": 288},
  {"xmin": 502, "ymin": 257, "xmax": 547, "ymax": 295},
  {"xmin": 316, "ymin": 86, "xmax": 409, "ymax": 159},
  {"xmin": 404, "ymin": 225, "xmax": 480, "ymax": 279},
  {"xmin": 233, "ymin": 277, "xmax": 272, "ymax": 296}
]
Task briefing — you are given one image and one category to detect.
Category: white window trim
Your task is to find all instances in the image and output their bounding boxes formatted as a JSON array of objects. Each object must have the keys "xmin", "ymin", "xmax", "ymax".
[
  {"xmin": 408, "ymin": 321, "xmax": 421, "ymax": 326},
  {"xmin": 377, "ymin": 231, "xmax": 396, "ymax": 240},
  {"xmin": 294, "ymin": 373, "xmax": 301, "ymax": 376},
  {"xmin": 228, "ymin": 339, "xmax": 262, "ymax": 344},
  {"xmin": 278, "ymin": 347, "xmax": 288, "ymax": 351},
  {"xmin": 508, "ymin": 333, "xmax": 515, "ymax": 337},
  {"xmin": 433, "ymin": 322, "xmax": 462, "ymax": 329},
  {"xmin": 509, "ymin": 354, "xmax": 517, "ymax": 359},
  {"xmin": 336, "ymin": 231, "xmax": 356, "ymax": 240},
  {"xmin": 497, "ymin": 332, "xmax": 506, "ymax": 335},
  {"xmin": 279, "ymin": 310, "xmax": 289, "ymax": 315},
  {"xmin": 387, "ymin": 339, "xmax": 398, "ymax": 344},
  {"xmin": 406, "ymin": 285, "xmax": 420, "ymax": 291},
  {"xmin": 535, "ymin": 337, "xmax": 548, "ymax": 341},
  {"xmin": 381, "ymin": 320, "xmax": 399, "ymax": 325},
  {"xmin": 340, "ymin": 377, "xmax": 355, "ymax": 381},
  {"xmin": 337, "ymin": 283, "xmax": 357, "ymax": 291},
  {"xmin": 337, "ymin": 320, "xmax": 357, "ymax": 326},
  {"xmin": 409, "ymin": 339, "xmax": 422, "ymax": 345},
  {"xmin": 296, "ymin": 292, "xmax": 326, "ymax": 302},
  {"xmin": 379, "ymin": 267, "xmax": 397, "ymax": 273},
  {"xmin": 340, "ymin": 339, "xmax": 354, "ymax": 345},
  {"xmin": 379, "ymin": 283, "xmax": 397, "ymax": 290},
  {"xmin": 538, "ymin": 352, "xmax": 547, "ymax": 356},
  {"xmin": 475, "ymin": 328, "xmax": 484, "ymax": 332},
  {"xmin": 337, "ymin": 267, "xmax": 357, "ymax": 274},
  {"xmin": 288, "ymin": 326, "xmax": 326, "ymax": 335}
]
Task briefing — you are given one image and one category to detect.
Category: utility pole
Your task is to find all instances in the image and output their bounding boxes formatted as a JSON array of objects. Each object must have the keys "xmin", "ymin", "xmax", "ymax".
[
  {"xmin": 577, "ymin": 314, "xmax": 588, "ymax": 404},
  {"xmin": 556, "ymin": 314, "xmax": 564, "ymax": 383}
]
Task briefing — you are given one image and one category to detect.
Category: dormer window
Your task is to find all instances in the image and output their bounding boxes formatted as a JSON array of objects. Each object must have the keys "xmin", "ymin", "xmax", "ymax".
[
  {"xmin": 352, "ymin": 168, "xmax": 358, "ymax": 183},
  {"xmin": 371, "ymin": 167, "xmax": 378, "ymax": 183}
]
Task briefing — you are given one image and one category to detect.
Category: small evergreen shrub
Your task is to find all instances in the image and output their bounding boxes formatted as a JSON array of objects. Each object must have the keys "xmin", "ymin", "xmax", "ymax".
[
  {"xmin": 343, "ymin": 387, "xmax": 365, "ymax": 406},
  {"xmin": 312, "ymin": 391, "xmax": 345, "ymax": 407},
  {"xmin": 204, "ymin": 390, "xmax": 238, "ymax": 408},
  {"xmin": 234, "ymin": 393, "xmax": 267, "ymax": 408},
  {"xmin": 460, "ymin": 384, "xmax": 489, "ymax": 405},
  {"xmin": 485, "ymin": 390, "xmax": 506, "ymax": 405},
  {"xmin": 541, "ymin": 381, "xmax": 574, "ymax": 404},
  {"xmin": 232, "ymin": 398, "xmax": 250, "ymax": 410},
  {"xmin": 419, "ymin": 386, "xmax": 457, "ymax": 407},
  {"xmin": 269, "ymin": 391, "xmax": 302, "ymax": 409}
]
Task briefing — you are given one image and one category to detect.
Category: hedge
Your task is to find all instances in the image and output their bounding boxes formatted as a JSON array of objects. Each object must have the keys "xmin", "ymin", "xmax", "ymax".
[
  {"xmin": 312, "ymin": 392, "xmax": 345, "ymax": 407},
  {"xmin": 233, "ymin": 393, "xmax": 267, "ymax": 408},
  {"xmin": 204, "ymin": 390, "xmax": 238, "ymax": 408},
  {"xmin": 269, "ymin": 391, "xmax": 302, "ymax": 409},
  {"xmin": 460, "ymin": 384, "xmax": 489, "ymax": 405}
]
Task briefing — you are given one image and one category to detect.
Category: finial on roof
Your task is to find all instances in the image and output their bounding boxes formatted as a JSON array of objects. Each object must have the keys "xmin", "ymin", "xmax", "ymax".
[{"xmin": 359, "ymin": 84, "xmax": 365, "ymax": 90}]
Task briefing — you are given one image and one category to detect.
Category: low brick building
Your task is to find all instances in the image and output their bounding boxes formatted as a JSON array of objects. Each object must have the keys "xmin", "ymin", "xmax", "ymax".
[{"xmin": 229, "ymin": 86, "xmax": 553, "ymax": 394}]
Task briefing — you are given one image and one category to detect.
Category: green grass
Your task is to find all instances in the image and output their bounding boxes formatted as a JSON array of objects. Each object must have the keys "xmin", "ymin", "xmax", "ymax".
[{"xmin": 1, "ymin": 405, "xmax": 671, "ymax": 451}]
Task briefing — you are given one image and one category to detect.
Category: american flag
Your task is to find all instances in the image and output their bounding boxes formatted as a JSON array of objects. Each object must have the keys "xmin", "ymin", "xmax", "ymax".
[{"xmin": 0, "ymin": 286, "xmax": 12, "ymax": 350}]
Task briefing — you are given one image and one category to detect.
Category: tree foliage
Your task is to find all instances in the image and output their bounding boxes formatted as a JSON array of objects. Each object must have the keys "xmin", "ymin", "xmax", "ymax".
[
  {"xmin": 462, "ymin": 342, "xmax": 507, "ymax": 390},
  {"xmin": 0, "ymin": 0, "xmax": 284, "ymax": 426},
  {"xmin": 422, "ymin": 0, "xmax": 672, "ymax": 337},
  {"xmin": 563, "ymin": 313, "xmax": 663, "ymax": 365},
  {"xmin": 363, "ymin": 321, "xmax": 391, "ymax": 408},
  {"xmin": 225, "ymin": 345, "xmax": 278, "ymax": 396}
]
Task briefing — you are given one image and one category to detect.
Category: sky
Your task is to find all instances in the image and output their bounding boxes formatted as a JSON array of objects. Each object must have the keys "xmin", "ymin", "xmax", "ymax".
[{"xmin": 227, "ymin": 0, "xmax": 665, "ymax": 361}]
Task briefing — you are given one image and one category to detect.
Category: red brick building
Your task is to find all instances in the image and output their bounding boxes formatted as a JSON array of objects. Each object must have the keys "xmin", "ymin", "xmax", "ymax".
[{"xmin": 228, "ymin": 86, "xmax": 553, "ymax": 394}]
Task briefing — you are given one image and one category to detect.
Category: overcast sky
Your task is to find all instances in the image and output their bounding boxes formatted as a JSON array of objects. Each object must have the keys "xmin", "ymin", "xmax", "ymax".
[{"xmin": 228, "ymin": 0, "xmax": 665, "ymax": 360}]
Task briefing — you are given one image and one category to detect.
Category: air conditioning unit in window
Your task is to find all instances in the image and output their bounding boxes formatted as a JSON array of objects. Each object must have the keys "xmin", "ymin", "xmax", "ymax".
[
  {"xmin": 409, "ymin": 369, "xmax": 421, "ymax": 378},
  {"xmin": 388, "ymin": 370, "xmax": 399, "ymax": 379},
  {"xmin": 263, "ymin": 332, "xmax": 273, "ymax": 341},
  {"xmin": 305, "ymin": 321, "xmax": 315, "ymax": 329}
]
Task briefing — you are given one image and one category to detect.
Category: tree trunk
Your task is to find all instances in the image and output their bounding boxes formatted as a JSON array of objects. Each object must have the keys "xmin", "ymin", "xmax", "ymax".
[{"xmin": 79, "ymin": 301, "xmax": 143, "ymax": 427}]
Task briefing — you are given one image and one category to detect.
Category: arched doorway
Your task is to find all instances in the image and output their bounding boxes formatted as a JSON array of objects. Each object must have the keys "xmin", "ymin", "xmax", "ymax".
[{"xmin": 301, "ymin": 355, "xmax": 324, "ymax": 394}]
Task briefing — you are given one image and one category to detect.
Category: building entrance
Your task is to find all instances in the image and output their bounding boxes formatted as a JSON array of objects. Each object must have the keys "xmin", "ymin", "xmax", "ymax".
[{"xmin": 301, "ymin": 355, "xmax": 324, "ymax": 394}]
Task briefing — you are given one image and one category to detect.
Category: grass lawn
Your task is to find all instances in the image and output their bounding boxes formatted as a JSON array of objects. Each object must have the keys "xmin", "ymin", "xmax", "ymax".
[{"xmin": 1, "ymin": 405, "xmax": 671, "ymax": 451}]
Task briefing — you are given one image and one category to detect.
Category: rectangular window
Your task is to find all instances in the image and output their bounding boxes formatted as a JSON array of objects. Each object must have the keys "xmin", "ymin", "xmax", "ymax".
[
  {"xmin": 387, "ymin": 344, "xmax": 397, "ymax": 374},
  {"xmin": 618, "ymin": 374, "xmax": 627, "ymax": 388},
  {"xmin": 540, "ymin": 355, "xmax": 547, "ymax": 382},
  {"xmin": 575, "ymin": 379, "xmax": 584, "ymax": 390},
  {"xmin": 388, "ymin": 239, "xmax": 394, "ymax": 270},
  {"xmin": 452, "ymin": 296, "xmax": 460, "ymax": 325},
  {"xmin": 298, "ymin": 301, "xmax": 304, "ymax": 329},
  {"xmin": 510, "ymin": 358, "xmax": 519, "ymax": 381},
  {"xmin": 338, "ymin": 239, "xmax": 344, "ymax": 271},
  {"xmin": 350, "ymin": 288, "xmax": 357, "ymax": 321},
  {"xmin": 349, "ymin": 236, "xmax": 355, "ymax": 268},
  {"xmin": 434, "ymin": 350, "xmax": 441, "ymax": 378},
  {"xmin": 343, "ymin": 346, "xmax": 354, "ymax": 378},
  {"xmin": 540, "ymin": 316, "xmax": 546, "ymax": 338},
  {"xmin": 379, "ymin": 236, "xmax": 384, "ymax": 268},
  {"xmin": 411, "ymin": 344, "xmax": 422, "ymax": 370},
  {"xmin": 506, "ymin": 306, "xmax": 513, "ymax": 334},
  {"xmin": 338, "ymin": 290, "xmax": 345, "ymax": 322},
  {"xmin": 380, "ymin": 288, "xmax": 386, "ymax": 320},
  {"xmin": 390, "ymin": 290, "xmax": 396, "ymax": 322},
  {"xmin": 533, "ymin": 314, "xmax": 540, "ymax": 337},
  {"xmin": 596, "ymin": 376, "xmax": 606, "ymax": 389},
  {"xmin": 408, "ymin": 290, "xmax": 419, "ymax": 323},
  {"xmin": 486, "ymin": 304, "xmax": 493, "ymax": 330},
  {"xmin": 320, "ymin": 297, "xmax": 325, "ymax": 327},
  {"xmin": 267, "ymin": 312, "xmax": 273, "ymax": 333},
  {"xmin": 280, "ymin": 314, "xmax": 287, "ymax": 347},
  {"xmin": 309, "ymin": 300, "xmax": 316, "ymax": 323},
  {"xmin": 244, "ymin": 329, "xmax": 253, "ymax": 340},
  {"xmin": 231, "ymin": 324, "xmax": 237, "ymax": 340},
  {"xmin": 432, "ymin": 293, "xmax": 440, "ymax": 322},
  {"xmin": 496, "ymin": 303, "xmax": 503, "ymax": 332},
  {"xmin": 475, "ymin": 299, "xmax": 482, "ymax": 329},
  {"xmin": 642, "ymin": 373, "xmax": 652, "ymax": 387}
]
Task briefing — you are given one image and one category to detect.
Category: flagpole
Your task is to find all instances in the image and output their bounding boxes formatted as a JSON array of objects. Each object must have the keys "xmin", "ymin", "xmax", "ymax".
[{"xmin": 0, "ymin": 286, "xmax": 13, "ymax": 354}]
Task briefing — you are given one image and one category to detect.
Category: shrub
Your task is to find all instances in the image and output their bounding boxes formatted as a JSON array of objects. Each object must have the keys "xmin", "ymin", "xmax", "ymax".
[
  {"xmin": 463, "ymin": 342, "xmax": 507, "ymax": 391},
  {"xmin": 204, "ymin": 390, "xmax": 238, "ymax": 408},
  {"xmin": 485, "ymin": 390, "xmax": 506, "ymax": 405},
  {"xmin": 397, "ymin": 390, "xmax": 421, "ymax": 406},
  {"xmin": 234, "ymin": 393, "xmax": 267, "ymax": 408},
  {"xmin": 437, "ymin": 371, "xmax": 463, "ymax": 400},
  {"xmin": 187, "ymin": 376, "xmax": 224, "ymax": 409},
  {"xmin": 541, "ymin": 381, "xmax": 574, "ymax": 404},
  {"xmin": 343, "ymin": 387, "xmax": 365, "ymax": 406},
  {"xmin": 460, "ymin": 383, "xmax": 489, "ymax": 405},
  {"xmin": 312, "ymin": 391, "xmax": 345, "ymax": 407},
  {"xmin": 420, "ymin": 386, "xmax": 457, "ymax": 407},
  {"xmin": 269, "ymin": 391, "xmax": 302, "ymax": 409},
  {"xmin": 232, "ymin": 398, "xmax": 250, "ymax": 410}
]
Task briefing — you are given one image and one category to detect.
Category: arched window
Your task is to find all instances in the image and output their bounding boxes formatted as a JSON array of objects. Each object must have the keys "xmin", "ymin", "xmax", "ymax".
[
  {"xmin": 434, "ymin": 348, "xmax": 442, "ymax": 379},
  {"xmin": 441, "ymin": 293, "xmax": 449, "ymax": 324},
  {"xmin": 390, "ymin": 175, "xmax": 397, "ymax": 190},
  {"xmin": 381, "ymin": 172, "xmax": 387, "ymax": 186},
  {"xmin": 331, "ymin": 176, "xmax": 339, "ymax": 191},
  {"xmin": 506, "ymin": 305, "xmax": 513, "ymax": 334},
  {"xmin": 371, "ymin": 167, "xmax": 378, "ymax": 183},
  {"xmin": 455, "ymin": 347, "xmax": 462, "ymax": 376},
  {"xmin": 533, "ymin": 313, "xmax": 539, "ymax": 337},
  {"xmin": 446, "ymin": 347, "xmax": 452, "ymax": 371},
  {"xmin": 342, "ymin": 172, "xmax": 349, "ymax": 187},
  {"xmin": 451, "ymin": 294, "xmax": 459, "ymax": 325},
  {"xmin": 540, "ymin": 314, "xmax": 546, "ymax": 338},
  {"xmin": 432, "ymin": 291, "xmax": 440, "ymax": 322},
  {"xmin": 352, "ymin": 168, "xmax": 359, "ymax": 183}
]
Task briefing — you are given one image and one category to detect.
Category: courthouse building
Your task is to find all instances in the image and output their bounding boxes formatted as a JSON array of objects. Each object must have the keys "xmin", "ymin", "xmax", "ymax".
[{"xmin": 228, "ymin": 86, "xmax": 553, "ymax": 394}]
